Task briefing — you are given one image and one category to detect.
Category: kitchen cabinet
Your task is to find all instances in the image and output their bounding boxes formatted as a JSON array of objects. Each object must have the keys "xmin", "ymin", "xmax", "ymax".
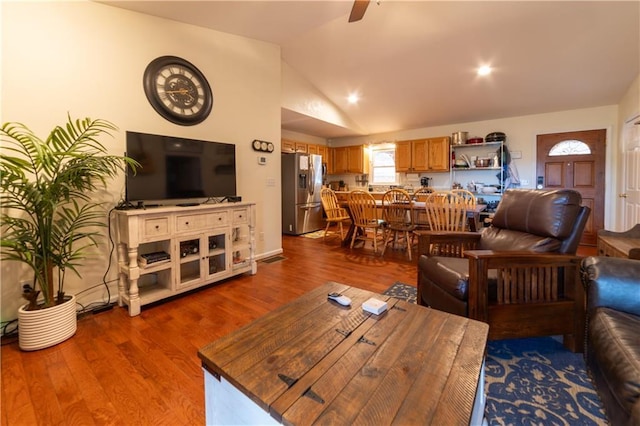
[
  {"xmin": 282, "ymin": 139, "xmax": 295, "ymax": 153},
  {"xmin": 281, "ymin": 139, "xmax": 309, "ymax": 153},
  {"xmin": 325, "ymin": 147, "xmax": 335, "ymax": 174},
  {"xmin": 396, "ymin": 137, "xmax": 450, "ymax": 173},
  {"xmin": 114, "ymin": 203, "xmax": 256, "ymax": 316},
  {"xmin": 332, "ymin": 145, "xmax": 369, "ymax": 174}
]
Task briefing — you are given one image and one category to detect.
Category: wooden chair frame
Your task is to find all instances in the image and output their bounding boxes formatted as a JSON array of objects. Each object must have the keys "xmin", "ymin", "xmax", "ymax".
[
  {"xmin": 320, "ymin": 188, "xmax": 350, "ymax": 240},
  {"xmin": 347, "ymin": 190, "xmax": 385, "ymax": 253},
  {"xmin": 424, "ymin": 191, "xmax": 468, "ymax": 232},
  {"xmin": 417, "ymin": 232, "xmax": 585, "ymax": 352},
  {"xmin": 381, "ymin": 189, "xmax": 416, "ymax": 260}
]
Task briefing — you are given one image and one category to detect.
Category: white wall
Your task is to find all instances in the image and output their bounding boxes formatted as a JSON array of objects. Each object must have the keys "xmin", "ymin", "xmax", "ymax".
[{"xmin": 1, "ymin": 1, "xmax": 282, "ymax": 320}]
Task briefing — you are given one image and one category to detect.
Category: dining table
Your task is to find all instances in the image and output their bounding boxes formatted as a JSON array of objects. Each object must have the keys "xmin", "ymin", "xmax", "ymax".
[{"xmin": 339, "ymin": 200, "xmax": 486, "ymax": 247}]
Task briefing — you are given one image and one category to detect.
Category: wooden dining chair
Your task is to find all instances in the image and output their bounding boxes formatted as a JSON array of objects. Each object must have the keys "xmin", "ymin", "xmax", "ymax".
[
  {"xmin": 424, "ymin": 191, "xmax": 468, "ymax": 232},
  {"xmin": 347, "ymin": 190, "xmax": 386, "ymax": 253},
  {"xmin": 381, "ymin": 189, "xmax": 416, "ymax": 260},
  {"xmin": 451, "ymin": 189, "xmax": 476, "ymax": 208},
  {"xmin": 412, "ymin": 187, "xmax": 434, "ymax": 230},
  {"xmin": 451, "ymin": 189, "xmax": 477, "ymax": 230},
  {"xmin": 320, "ymin": 188, "xmax": 351, "ymax": 240}
]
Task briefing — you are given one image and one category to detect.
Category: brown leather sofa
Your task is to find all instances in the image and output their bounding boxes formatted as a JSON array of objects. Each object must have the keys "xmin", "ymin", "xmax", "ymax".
[
  {"xmin": 417, "ymin": 189, "xmax": 590, "ymax": 351},
  {"xmin": 581, "ymin": 256, "xmax": 640, "ymax": 426}
]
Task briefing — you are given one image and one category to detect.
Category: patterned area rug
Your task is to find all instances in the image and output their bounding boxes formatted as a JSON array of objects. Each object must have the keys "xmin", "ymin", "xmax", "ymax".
[
  {"xmin": 300, "ymin": 230, "xmax": 326, "ymax": 239},
  {"xmin": 383, "ymin": 282, "xmax": 606, "ymax": 425}
]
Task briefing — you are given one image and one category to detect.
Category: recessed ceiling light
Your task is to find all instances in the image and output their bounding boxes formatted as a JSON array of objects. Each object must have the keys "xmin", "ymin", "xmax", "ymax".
[
  {"xmin": 348, "ymin": 93, "xmax": 359, "ymax": 104},
  {"xmin": 477, "ymin": 65, "xmax": 492, "ymax": 76}
]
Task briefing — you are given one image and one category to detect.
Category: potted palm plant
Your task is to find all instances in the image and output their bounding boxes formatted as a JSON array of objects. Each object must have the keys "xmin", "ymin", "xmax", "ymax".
[{"xmin": 0, "ymin": 115, "xmax": 137, "ymax": 351}]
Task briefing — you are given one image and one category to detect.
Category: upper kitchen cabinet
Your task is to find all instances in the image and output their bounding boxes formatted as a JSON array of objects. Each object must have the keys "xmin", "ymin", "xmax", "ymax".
[
  {"xmin": 295, "ymin": 142, "xmax": 308, "ymax": 153},
  {"xmin": 307, "ymin": 144, "xmax": 318, "ymax": 155},
  {"xmin": 281, "ymin": 139, "xmax": 310, "ymax": 153},
  {"xmin": 282, "ymin": 139, "xmax": 295, "ymax": 153},
  {"xmin": 396, "ymin": 137, "xmax": 450, "ymax": 173},
  {"xmin": 316, "ymin": 145, "xmax": 327, "ymax": 158},
  {"xmin": 333, "ymin": 145, "xmax": 369, "ymax": 174}
]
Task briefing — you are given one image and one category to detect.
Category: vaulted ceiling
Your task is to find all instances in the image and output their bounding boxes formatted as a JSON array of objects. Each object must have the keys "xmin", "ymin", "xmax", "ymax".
[{"xmin": 102, "ymin": 1, "xmax": 640, "ymax": 139}]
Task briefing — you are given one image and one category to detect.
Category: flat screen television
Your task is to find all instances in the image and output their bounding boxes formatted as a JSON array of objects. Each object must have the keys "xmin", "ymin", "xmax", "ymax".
[{"xmin": 125, "ymin": 131, "xmax": 236, "ymax": 204}]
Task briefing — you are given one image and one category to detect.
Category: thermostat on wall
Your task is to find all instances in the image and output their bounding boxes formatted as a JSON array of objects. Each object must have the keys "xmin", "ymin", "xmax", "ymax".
[{"xmin": 257, "ymin": 156, "xmax": 267, "ymax": 165}]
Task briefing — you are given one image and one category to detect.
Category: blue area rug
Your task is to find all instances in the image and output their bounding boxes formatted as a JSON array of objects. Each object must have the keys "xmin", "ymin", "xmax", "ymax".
[{"xmin": 384, "ymin": 282, "xmax": 606, "ymax": 425}]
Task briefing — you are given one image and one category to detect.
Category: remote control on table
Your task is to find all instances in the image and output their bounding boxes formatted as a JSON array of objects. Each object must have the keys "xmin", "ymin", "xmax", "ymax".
[{"xmin": 327, "ymin": 292, "xmax": 351, "ymax": 306}]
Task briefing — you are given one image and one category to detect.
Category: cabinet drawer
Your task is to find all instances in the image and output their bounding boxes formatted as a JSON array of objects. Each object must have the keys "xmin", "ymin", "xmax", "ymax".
[
  {"xmin": 142, "ymin": 217, "xmax": 170, "ymax": 239},
  {"xmin": 208, "ymin": 212, "xmax": 228, "ymax": 228},
  {"xmin": 176, "ymin": 214, "xmax": 209, "ymax": 233},
  {"xmin": 232, "ymin": 209, "xmax": 249, "ymax": 224}
]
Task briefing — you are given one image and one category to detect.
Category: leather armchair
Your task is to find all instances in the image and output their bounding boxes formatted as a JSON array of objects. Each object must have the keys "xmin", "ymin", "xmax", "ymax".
[
  {"xmin": 581, "ymin": 256, "xmax": 640, "ymax": 425},
  {"xmin": 417, "ymin": 189, "xmax": 590, "ymax": 352}
]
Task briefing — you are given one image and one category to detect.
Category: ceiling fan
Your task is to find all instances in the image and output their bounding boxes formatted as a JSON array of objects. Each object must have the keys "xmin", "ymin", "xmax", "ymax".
[{"xmin": 349, "ymin": 0, "xmax": 371, "ymax": 23}]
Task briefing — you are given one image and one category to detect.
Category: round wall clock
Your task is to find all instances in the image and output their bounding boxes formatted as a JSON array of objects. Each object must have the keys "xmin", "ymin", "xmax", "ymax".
[
  {"xmin": 143, "ymin": 56, "xmax": 213, "ymax": 126},
  {"xmin": 252, "ymin": 140, "xmax": 275, "ymax": 153}
]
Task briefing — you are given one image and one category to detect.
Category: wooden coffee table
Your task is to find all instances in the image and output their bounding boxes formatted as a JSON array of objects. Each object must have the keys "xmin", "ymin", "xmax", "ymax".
[{"xmin": 198, "ymin": 282, "xmax": 489, "ymax": 425}]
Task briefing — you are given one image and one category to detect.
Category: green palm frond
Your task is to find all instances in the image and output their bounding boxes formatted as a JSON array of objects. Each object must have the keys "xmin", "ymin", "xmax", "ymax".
[{"xmin": 0, "ymin": 115, "xmax": 138, "ymax": 308}]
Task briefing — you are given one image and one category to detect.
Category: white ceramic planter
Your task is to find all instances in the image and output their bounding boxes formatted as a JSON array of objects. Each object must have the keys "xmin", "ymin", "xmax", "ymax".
[{"xmin": 18, "ymin": 295, "xmax": 77, "ymax": 351}]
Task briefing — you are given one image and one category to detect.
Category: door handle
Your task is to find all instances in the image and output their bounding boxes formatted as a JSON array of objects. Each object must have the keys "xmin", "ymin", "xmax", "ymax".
[{"xmin": 619, "ymin": 193, "xmax": 628, "ymax": 198}]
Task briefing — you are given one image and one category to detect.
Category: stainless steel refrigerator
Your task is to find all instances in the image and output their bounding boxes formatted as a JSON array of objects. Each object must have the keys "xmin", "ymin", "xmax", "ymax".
[{"xmin": 282, "ymin": 153, "xmax": 324, "ymax": 235}]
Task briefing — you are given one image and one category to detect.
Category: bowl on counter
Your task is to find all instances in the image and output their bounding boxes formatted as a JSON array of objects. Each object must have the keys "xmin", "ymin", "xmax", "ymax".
[
  {"xmin": 475, "ymin": 158, "xmax": 491, "ymax": 168},
  {"xmin": 481, "ymin": 186, "xmax": 498, "ymax": 194}
]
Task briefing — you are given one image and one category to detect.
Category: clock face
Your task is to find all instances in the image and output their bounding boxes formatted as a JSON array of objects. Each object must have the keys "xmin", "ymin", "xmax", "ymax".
[
  {"xmin": 252, "ymin": 140, "xmax": 273, "ymax": 152},
  {"xmin": 144, "ymin": 56, "xmax": 213, "ymax": 126}
]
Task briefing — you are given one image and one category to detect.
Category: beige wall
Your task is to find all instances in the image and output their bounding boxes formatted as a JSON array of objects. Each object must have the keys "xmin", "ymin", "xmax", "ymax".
[{"xmin": 1, "ymin": 2, "xmax": 282, "ymax": 319}]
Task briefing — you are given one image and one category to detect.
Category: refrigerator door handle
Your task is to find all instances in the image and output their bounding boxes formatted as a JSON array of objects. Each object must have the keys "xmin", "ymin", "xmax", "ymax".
[{"xmin": 308, "ymin": 160, "xmax": 315, "ymax": 196}]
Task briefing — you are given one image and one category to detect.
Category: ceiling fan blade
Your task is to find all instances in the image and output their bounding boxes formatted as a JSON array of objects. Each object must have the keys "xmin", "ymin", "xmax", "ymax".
[{"xmin": 349, "ymin": 0, "xmax": 370, "ymax": 23}]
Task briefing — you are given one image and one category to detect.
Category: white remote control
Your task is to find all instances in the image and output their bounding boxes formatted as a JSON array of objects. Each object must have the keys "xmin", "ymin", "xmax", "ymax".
[{"xmin": 327, "ymin": 292, "xmax": 351, "ymax": 306}]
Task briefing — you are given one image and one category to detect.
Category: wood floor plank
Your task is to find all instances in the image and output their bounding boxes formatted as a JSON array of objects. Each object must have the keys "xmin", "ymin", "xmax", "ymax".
[
  {"xmin": 2, "ymin": 235, "xmax": 417, "ymax": 425},
  {"xmin": 1, "ymin": 345, "xmax": 38, "ymax": 425}
]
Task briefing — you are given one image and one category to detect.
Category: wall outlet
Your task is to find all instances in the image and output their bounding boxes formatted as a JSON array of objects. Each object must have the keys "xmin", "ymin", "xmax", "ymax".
[{"xmin": 521, "ymin": 179, "xmax": 530, "ymax": 185}]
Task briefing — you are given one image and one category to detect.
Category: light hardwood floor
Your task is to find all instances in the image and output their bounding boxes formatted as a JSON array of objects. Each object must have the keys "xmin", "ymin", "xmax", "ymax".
[
  {"xmin": 1, "ymin": 233, "xmax": 417, "ymax": 425},
  {"xmin": 0, "ymin": 232, "xmax": 597, "ymax": 426}
]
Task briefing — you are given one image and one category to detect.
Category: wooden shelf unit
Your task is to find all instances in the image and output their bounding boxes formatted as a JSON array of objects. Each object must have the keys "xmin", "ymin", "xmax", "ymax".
[{"xmin": 114, "ymin": 202, "xmax": 256, "ymax": 316}]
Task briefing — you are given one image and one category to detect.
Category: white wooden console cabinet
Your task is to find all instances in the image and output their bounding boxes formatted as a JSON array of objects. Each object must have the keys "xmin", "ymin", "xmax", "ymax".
[{"xmin": 114, "ymin": 202, "xmax": 256, "ymax": 316}]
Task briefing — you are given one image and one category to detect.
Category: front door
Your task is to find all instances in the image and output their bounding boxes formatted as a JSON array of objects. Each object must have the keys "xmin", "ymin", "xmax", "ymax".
[
  {"xmin": 621, "ymin": 116, "xmax": 640, "ymax": 229},
  {"xmin": 536, "ymin": 129, "xmax": 606, "ymax": 246}
]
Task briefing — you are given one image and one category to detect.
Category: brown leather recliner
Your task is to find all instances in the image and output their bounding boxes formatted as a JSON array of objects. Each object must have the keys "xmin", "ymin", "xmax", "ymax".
[
  {"xmin": 417, "ymin": 189, "xmax": 591, "ymax": 352},
  {"xmin": 581, "ymin": 256, "xmax": 640, "ymax": 425}
]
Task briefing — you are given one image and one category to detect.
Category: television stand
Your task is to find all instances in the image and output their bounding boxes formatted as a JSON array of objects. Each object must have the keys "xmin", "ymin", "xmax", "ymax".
[
  {"xmin": 176, "ymin": 202, "xmax": 200, "ymax": 207},
  {"xmin": 114, "ymin": 202, "xmax": 257, "ymax": 316}
]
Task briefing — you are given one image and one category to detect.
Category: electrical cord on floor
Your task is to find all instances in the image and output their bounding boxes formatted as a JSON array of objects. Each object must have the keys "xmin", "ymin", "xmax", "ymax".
[
  {"xmin": 73, "ymin": 206, "xmax": 119, "ymax": 316},
  {"xmin": 1, "ymin": 319, "xmax": 19, "ymax": 344}
]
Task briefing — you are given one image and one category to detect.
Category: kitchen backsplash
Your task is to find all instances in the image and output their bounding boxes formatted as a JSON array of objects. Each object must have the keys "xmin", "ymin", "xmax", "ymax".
[{"xmin": 326, "ymin": 172, "xmax": 452, "ymax": 192}]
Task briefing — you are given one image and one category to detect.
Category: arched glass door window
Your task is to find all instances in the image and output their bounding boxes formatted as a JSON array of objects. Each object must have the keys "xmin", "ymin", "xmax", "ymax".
[{"xmin": 548, "ymin": 140, "xmax": 591, "ymax": 156}]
